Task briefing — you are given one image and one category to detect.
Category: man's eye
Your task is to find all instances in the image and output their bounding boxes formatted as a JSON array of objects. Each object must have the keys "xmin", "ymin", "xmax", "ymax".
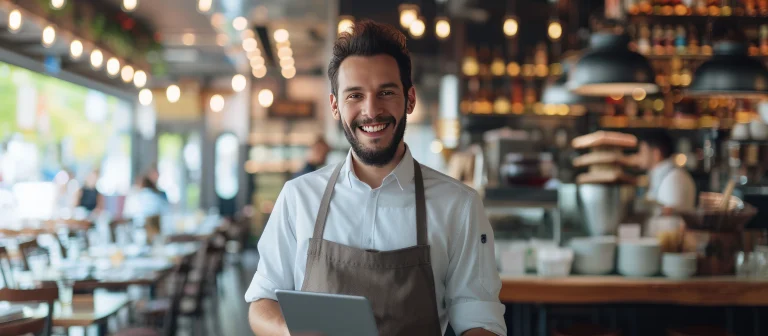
[
  {"xmin": 348, "ymin": 93, "xmax": 362, "ymax": 99},
  {"xmin": 380, "ymin": 91, "xmax": 395, "ymax": 96}
]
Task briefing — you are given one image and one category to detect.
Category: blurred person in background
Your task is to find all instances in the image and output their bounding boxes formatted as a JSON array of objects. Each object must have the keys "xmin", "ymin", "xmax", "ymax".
[
  {"xmin": 292, "ymin": 137, "xmax": 330, "ymax": 179},
  {"xmin": 124, "ymin": 174, "xmax": 169, "ymax": 222},
  {"xmin": 73, "ymin": 169, "xmax": 104, "ymax": 213},
  {"xmin": 635, "ymin": 130, "xmax": 696, "ymax": 212},
  {"xmin": 145, "ymin": 164, "xmax": 168, "ymax": 201}
]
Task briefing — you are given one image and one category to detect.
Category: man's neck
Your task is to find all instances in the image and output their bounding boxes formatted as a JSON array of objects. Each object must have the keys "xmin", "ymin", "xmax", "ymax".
[{"xmin": 351, "ymin": 142, "xmax": 406, "ymax": 189}]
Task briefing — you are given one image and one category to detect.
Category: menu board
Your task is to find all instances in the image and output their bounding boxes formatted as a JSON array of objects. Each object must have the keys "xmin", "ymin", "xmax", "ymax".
[{"xmin": 267, "ymin": 100, "xmax": 315, "ymax": 119}]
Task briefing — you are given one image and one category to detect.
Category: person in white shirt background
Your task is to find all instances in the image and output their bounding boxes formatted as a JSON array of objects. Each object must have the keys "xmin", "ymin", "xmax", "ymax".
[
  {"xmin": 246, "ymin": 20, "xmax": 506, "ymax": 336},
  {"xmin": 635, "ymin": 131, "xmax": 697, "ymax": 235}
]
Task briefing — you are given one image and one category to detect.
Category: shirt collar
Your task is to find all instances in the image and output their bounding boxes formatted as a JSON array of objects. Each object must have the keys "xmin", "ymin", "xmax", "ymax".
[{"xmin": 342, "ymin": 145, "xmax": 415, "ymax": 190}]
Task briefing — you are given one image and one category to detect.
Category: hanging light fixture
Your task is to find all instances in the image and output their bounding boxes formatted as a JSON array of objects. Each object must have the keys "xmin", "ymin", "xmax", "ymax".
[
  {"xmin": 435, "ymin": 17, "xmax": 451, "ymax": 39},
  {"xmin": 258, "ymin": 89, "xmax": 274, "ymax": 108},
  {"xmin": 122, "ymin": 0, "xmax": 138, "ymax": 12},
  {"xmin": 252, "ymin": 65, "xmax": 267, "ymax": 78},
  {"xmin": 8, "ymin": 9, "xmax": 22, "ymax": 33},
  {"xmin": 232, "ymin": 17, "xmax": 248, "ymax": 31},
  {"xmin": 548, "ymin": 20, "xmax": 563, "ymax": 40},
  {"xmin": 338, "ymin": 16, "xmax": 354, "ymax": 35},
  {"xmin": 51, "ymin": 0, "xmax": 66, "ymax": 10},
  {"xmin": 70, "ymin": 40, "xmax": 83, "ymax": 59},
  {"xmin": 542, "ymin": 56, "xmax": 601, "ymax": 106},
  {"xmin": 106, "ymin": 57, "xmax": 121, "ymax": 77},
  {"xmin": 409, "ymin": 17, "xmax": 426, "ymax": 38},
  {"xmin": 232, "ymin": 74, "xmax": 247, "ymax": 92},
  {"xmin": 42, "ymin": 25, "xmax": 56, "ymax": 47},
  {"xmin": 281, "ymin": 67, "xmax": 296, "ymax": 79},
  {"xmin": 503, "ymin": 16, "xmax": 519, "ymax": 37},
  {"xmin": 688, "ymin": 41, "xmax": 768, "ymax": 98},
  {"xmin": 121, "ymin": 65, "xmax": 135, "ymax": 83},
  {"xmin": 133, "ymin": 70, "xmax": 147, "ymax": 88},
  {"xmin": 139, "ymin": 89, "xmax": 153, "ymax": 106},
  {"xmin": 273, "ymin": 29, "xmax": 289, "ymax": 43},
  {"xmin": 210, "ymin": 94, "xmax": 225, "ymax": 112},
  {"xmin": 167, "ymin": 85, "xmax": 181, "ymax": 103},
  {"xmin": 399, "ymin": 4, "xmax": 419, "ymax": 29},
  {"xmin": 90, "ymin": 49, "xmax": 104, "ymax": 69},
  {"xmin": 197, "ymin": 0, "xmax": 213, "ymax": 13}
]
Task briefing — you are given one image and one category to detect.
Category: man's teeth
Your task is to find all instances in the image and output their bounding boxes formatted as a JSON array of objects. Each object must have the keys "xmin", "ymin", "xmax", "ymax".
[{"xmin": 361, "ymin": 124, "xmax": 387, "ymax": 132}]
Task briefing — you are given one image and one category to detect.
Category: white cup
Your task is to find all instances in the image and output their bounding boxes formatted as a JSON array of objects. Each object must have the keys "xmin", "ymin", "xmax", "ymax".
[
  {"xmin": 662, "ymin": 252, "xmax": 697, "ymax": 279},
  {"xmin": 618, "ymin": 238, "xmax": 661, "ymax": 277}
]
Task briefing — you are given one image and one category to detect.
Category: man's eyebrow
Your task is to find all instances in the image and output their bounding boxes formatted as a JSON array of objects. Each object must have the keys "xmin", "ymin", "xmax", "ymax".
[
  {"xmin": 379, "ymin": 82, "xmax": 399, "ymax": 89},
  {"xmin": 342, "ymin": 86, "xmax": 362, "ymax": 93}
]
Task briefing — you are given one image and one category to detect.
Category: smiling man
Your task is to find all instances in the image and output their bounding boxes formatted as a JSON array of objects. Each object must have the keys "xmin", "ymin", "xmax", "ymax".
[{"xmin": 246, "ymin": 20, "xmax": 506, "ymax": 336}]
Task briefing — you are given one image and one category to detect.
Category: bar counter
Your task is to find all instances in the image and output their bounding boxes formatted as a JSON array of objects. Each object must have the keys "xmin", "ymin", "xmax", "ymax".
[{"xmin": 500, "ymin": 275, "xmax": 768, "ymax": 306}]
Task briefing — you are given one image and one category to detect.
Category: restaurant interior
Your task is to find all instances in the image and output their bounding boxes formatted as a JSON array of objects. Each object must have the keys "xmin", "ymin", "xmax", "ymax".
[{"xmin": 1, "ymin": 0, "xmax": 768, "ymax": 335}]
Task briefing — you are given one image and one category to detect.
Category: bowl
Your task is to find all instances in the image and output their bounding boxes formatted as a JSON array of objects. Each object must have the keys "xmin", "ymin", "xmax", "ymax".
[
  {"xmin": 750, "ymin": 120, "xmax": 768, "ymax": 140},
  {"xmin": 677, "ymin": 193, "xmax": 757, "ymax": 232},
  {"xmin": 578, "ymin": 184, "xmax": 636, "ymax": 236},
  {"xmin": 569, "ymin": 236, "xmax": 617, "ymax": 275},
  {"xmin": 731, "ymin": 123, "xmax": 750, "ymax": 140},
  {"xmin": 618, "ymin": 238, "xmax": 661, "ymax": 277},
  {"xmin": 536, "ymin": 247, "xmax": 574, "ymax": 277},
  {"xmin": 662, "ymin": 252, "xmax": 698, "ymax": 279}
]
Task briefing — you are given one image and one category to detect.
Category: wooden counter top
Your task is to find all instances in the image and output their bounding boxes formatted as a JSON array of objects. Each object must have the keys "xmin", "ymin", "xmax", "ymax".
[{"xmin": 500, "ymin": 275, "xmax": 768, "ymax": 306}]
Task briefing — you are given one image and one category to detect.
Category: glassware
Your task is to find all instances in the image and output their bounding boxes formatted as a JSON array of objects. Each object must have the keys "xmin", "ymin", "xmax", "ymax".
[
  {"xmin": 27, "ymin": 251, "xmax": 49, "ymax": 279},
  {"xmin": 56, "ymin": 279, "xmax": 75, "ymax": 306}
]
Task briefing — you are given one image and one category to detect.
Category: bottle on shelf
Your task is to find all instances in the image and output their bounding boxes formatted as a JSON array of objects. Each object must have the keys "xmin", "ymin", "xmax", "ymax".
[
  {"xmin": 628, "ymin": 0, "xmax": 641, "ymax": 14},
  {"xmin": 721, "ymin": 0, "xmax": 733, "ymax": 15},
  {"xmin": 746, "ymin": 0, "xmax": 758, "ymax": 15},
  {"xmin": 511, "ymin": 78, "xmax": 524, "ymax": 114},
  {"xmin": 665, "ymin": 25, "xmax": 677, "ymax": 54},
  {"xmin": 680, "ymin": 60, "xmax": 693, "ymax": 86},
  {"xmin": 493, "ymin": 88, "xmax": 511, "ymax": 114},
  {"xmin": 694, "ymin": 0, "xmax": 708, "ymax": 14},
  {"xmin": 653, "ymin": 25, "xmax": 666, "ymax": 54},
  {"xmin": 461, "ymin": 46, "xmax": 480, "ymax": 77},
  {"xmin": 662, "ymin": 0, "xmax": 675, "ymax": 15},
  {"xmin": 478, "ymin": 46, "xmax": 491, "ymax": 77},
  {"xmin": 759, "ymin": 0, "xmax": 768, "ymax": 16},
  {"xmin": 761, "ymin": 25, "xmax": 768, "ymax": 55},
  {"xmin": 640, "ymin": 0, "xmax": 654, "ymax": 13},
  {"xmin": 701, "ymin": 23, "xmax": 713, "ymax": 55},
  {"xmin": 687, "ymin": 24, "xmax": 699, "ymax": 54},
  {"xmin": 638, "ymin": 24, "xmax": 652, "ymax": 54}
]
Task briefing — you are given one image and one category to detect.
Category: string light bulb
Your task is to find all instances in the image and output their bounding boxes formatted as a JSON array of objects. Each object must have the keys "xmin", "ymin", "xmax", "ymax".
[
  {"xmin": 197, "ymin": 0, "xmax": 213, "ymax": 13},
  {"xmin": 258, "ymin": 89, "xmax": 274, "ymax": 108},
  {"xmin": 273, "ymin": 29, "xmax": 289, "ymax": 43},
  {"xmin": 106, "ymin": 57, "xmax": 121, "ymax": 77},
  {"xmin": 281, "ymin": 67, "xmax": 296, "ymax": 79},
  {"xmin": 42, "ymin": 25, "xmax": 56, "ymax": 47},
  {"xmin": 435, "ymin": 17, "xmax": 451, "ymax": 39},
  {"xmin": 210, "ymin": 94, "xmax": 225, "ymax": 112},
  {"xmin": 90, "ymin": 49, "xmax": 104, "ymax": 69},
  {"xmin": 8, "ymin": 10, "xmax": 22, "ymax": 33},
  {"xmin": 232, "ymin": 74, "xmax": 247, "ymax": 92},
  {"xmin": 121, "ymin": 65, "xmax": 134, "ymax": 83},
  {"xmin": 548, "ymin": 20, "xmax": 563, "ymax": 40},
  {"xmin": 182, "ymin": 33, "xmax": 196, "ymax": 46},
  {"xmin": 122, "ymin": 0, "xmax": 138, "ymax": 12},
  {"xmin": 232, "ymin": 16, "xmax": 248, "ymax": 31},
  {"xmin": 70, "ymin": 40, "xmax": 83, "ymax": 59},
  {"xmin": 338, "ymin": 16, "xmax": 354, "ymax": 35},
  {"xmin": 279, "ymin": 58, "xmax": 294, "ymax": 68},
  {"xmin": 242, "ymin": 38, "xmax": 257, "ymax": 52},
  {"xmin": 277, "ymin": 47, "xmax": 293, "ymax": 59},
  {"xmin": 503, "ymin": 16, "xmax": 519, "ymax": 37},
  {"xmin": 399, "ymin": 4, "xmax": 419, "ymax": 29},
  {"xmin": 409, "ymin": 17, "xmax": 426, "ymax": 38},
  {"xmin": 133, "ymin": 70, "xmax": 147, "ymax": 88},
  {"xmin": 138, "ymin": 89, "xmax": 153, "ymax": 106},
  {"xmin": 252, "ymin": 65, "xmax": 267, "ymax": 78},
  {"xmin": 51, "ymin": 0, "xmax": 66, "ymax": 10},
  {"xmin": 166, "ymin": 85, "xmax": 181, "ymax": 103}
]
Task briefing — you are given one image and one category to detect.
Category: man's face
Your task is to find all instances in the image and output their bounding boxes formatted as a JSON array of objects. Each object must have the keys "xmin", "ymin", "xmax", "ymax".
[
  {"xmin": 330, "ymin": 55, "xmax": 416, "ymax": 166},
  {"xmin": 637, "ymin": 142, "xmax": 657, "ymax": 170}
]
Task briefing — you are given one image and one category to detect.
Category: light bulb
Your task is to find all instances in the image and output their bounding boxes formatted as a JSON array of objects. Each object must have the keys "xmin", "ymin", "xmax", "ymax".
[
  {"xmin": 242, "ymin": 38, "xmax": 257, "ymax": 52},
  {"xmin": 70, "ymin": 40, "xmax": 83, "ymax": 59},
  {"xmin": 133, "ymin": 70, "xmax": 147, "ymax": 88},
  {"xmin": 210, "ymin": 13, "xmax": 225, "ymax": 27},
  {"xmin": 338, "ymin": 17, "xmax": 354, "ymax": 35},
  {"xmin": 139, "ymin": 89, "xmax": 153, "ymax": 106},
  {"xmin": 247, "ymin": 50, "xmax": 261, "ymax": 60},
  {"xmin": 503, "ymin": 17, "xmax": 519, "ymax": 37},
  {"xmin": 241, "ymin": 29, "xmax": 255, "ymax": 40},
  {"xmin": 232, "ymin": 74, "xmax": 247, "ymax": 92},
  {"xmin": 277, "ymin": 47, "xmax": 293, "ymax": 59},
  {"xmin": 281, "ymin": 67, "xmax": 296, "ymax": 79},
  {"xmin": 210, "ymin": 94, "xmax": 225, "ymax": 112},
  {"xmin": 166, "ymin": 85, "xmax": 181, "ymax": 103},
  {"xmin": 197, "ymin": 0, "xmax": 213, "ymax": 13},
  {"xmin": 8, "ymin": 10, "xmax": 22, "ymax": 33},
  {"xmin": 51, "ymin": 0, "xmax": 66, "ymax": 10},
  {"xmin": 42, "ymin": 25, "xmax": 56, "ymax": 47},
  {"xmin": 632, "ymin": 88, "xmax": 647, "ymax": 101},
  {"xmin": 258, "ymin": 89, "xmax": 274, "ymax": 108},
  {"xmin": 106, "ymin": 57, "xmax": 121, "ymax": 76},
  {"xmin": 435, "ymin": 18, "xmax": 450, "ymax": 39},
  {"xmin": 121, "ymin": 65, "xmax": 134, "ymax": 83},
  {"xmin": 182, "ymin": 33, "xmax": 196, "ymax": 46},
  {"xmin": 409, "ymin": 18, "xmax": 425, "ymax": 38},
  {"xmin": 90, "ymin": 49, "xmax": 104, "ymax": 69},
  {"xmin": 430, "ymin": 140, "xmax": 443, "ymax": 154},
  {"xmin": 273, "ymin": 29, "xmax": 289, "ymax": 43},
  {"xmin": 548, "ymin": 21, "xmax": 562, "ymax": 40},
  {"xmin": 279, "ymin": 57, "xmax": 294, "ymax": 68},
  {"xmin": 399, "ymin": 5, "xmax": 418, "ymax": 29},
  {"xmin": 251, "ymin": 56, "xmax": 265, "ymax": 68},
  {"xmin": 122, "ymin": 0, "xmax": 138, "ymax": 12},
  {"xmin": 232, "ymin": 16, "xmax": 248, "ymax": 31},
  {"xmin": 252, "ymin": 66, "xmax": 267, "ymax": 78}
]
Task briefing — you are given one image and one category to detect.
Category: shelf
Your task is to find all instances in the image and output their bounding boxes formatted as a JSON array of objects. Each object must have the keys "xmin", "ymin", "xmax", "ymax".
[
  {"xmin": 643, "ymin": 53, "xmax": 768, "ymax": 61},
  {"xmin": 628, "ymin": 13, "xmax": 768, "ymax": 25}
]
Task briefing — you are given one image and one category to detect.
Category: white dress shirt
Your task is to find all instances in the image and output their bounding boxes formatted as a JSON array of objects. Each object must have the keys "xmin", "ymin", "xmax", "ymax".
[
  {"xmin": 245, "ymin": 146, "xmax": 507, "ymax": 336},
  {"xmin": 647, "ymin": 158, "xmax": 697, "ymax": 211}
]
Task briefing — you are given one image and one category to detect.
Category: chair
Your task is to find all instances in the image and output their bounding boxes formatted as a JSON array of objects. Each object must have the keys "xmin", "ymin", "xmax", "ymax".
[
  {"xmin": 0, "ymin": 245, "xmax": 13, "ymax": 288},
  {"xmin": 0, "ymin": 286, "xmax": 58, "ymax": 336},
  {"xmin": 109, "ymin": 218, "xmax": 133, "ymax": 243},
  {"xmin": 17, "ymin": 238, "xmax": 42, "ymax": 271}
]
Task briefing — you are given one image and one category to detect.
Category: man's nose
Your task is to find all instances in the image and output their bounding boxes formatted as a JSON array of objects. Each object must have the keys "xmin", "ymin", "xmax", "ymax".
[{"xmin": 361, "ymin": 96, "xmax": 384, "ymax": 119}]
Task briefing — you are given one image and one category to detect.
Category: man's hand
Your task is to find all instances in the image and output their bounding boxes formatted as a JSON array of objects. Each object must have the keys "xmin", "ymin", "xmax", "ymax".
[
  {"xmin": 249, "ymin": 299, "xmax": 290, "ymax": 336},
  {"xmin": 463, "ymin": 328, "xmax": 498, "ymax": 336}
]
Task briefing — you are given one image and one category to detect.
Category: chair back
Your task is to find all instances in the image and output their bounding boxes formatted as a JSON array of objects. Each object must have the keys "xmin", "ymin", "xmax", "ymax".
[
  {"xmin": 0, "ymin": 286, "xmax": 59, "ymax": 336},
  {"xmin": 17, "ymin": 238, "xmax": 41, "ymax": 271},
  {"xmin": 0, "ymin": 246, "xmax": 12, "ymax": 288},
  {"xmin": 162, "ymin": 254, "xmax": 193, "ymax": 336}
]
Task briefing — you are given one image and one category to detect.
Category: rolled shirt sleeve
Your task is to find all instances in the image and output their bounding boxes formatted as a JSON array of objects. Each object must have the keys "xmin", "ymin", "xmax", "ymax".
[
  {"xmin": 446, "ymin": 190, "xmax": 507, "ymax": 335},
  {"xmin": 244, "ymin": 181, "xmax": 297, "ymax": 302}
]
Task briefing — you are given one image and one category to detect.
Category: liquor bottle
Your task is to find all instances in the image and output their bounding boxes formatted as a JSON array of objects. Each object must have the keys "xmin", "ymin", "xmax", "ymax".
[
  {"xmin": 511, "ymin": 78, "xmax": 524, "ymax": 114},
  {"xmin": 662, "ymin": 0, "xmax": 675, "ymax": 15},
  {"xmin": 493, "ymin": 89, "xmax": 511, "ymax": 114},
  {"xmin": 687, "ymin": 24, "xmax": 699, "ymax": 54},
  {"xmin": 665, "ymin": 25, "xmax": 677, "ymax": 54},
  {"xmin": 653, "ymin": 25, "xmax": 666, "ymax": 54},
  {"xmin": 638, "ymin": 24, "xmax": 652, "ymax": 54},
  {"xmin": 733, "ymin": 0, "xmax": 746, "ymax": 15},
  {"xmin": 707, "ymin": 0, "xmax": 721, "ymax": 15},
  {"xmin": 701, "ymin": 23, "xmax": 713, "ymax": 55},
  {"xmin": 746, "ymin": 0, "xmax": 757, "ymax": 15},
  {"xmin": 680, "ymin": 61, "xmax": 693, "ymax": 86},
  {"xmin": 759, "ymin": 0, "xmax": 768, "ymax": 15},
  {"xmin": 640, "ymin": 0, "xmax": 654, "ymax": 13},
  {"xmin": 761, "ymin": 25, "xmax": 768, "ymax": 55},
  {"xmin": 721, "ymin": 0, "xmax": 733, "ymax": 15},
  {"xmin": 628, "ymin": 0, "xmax": 641, "ymax": 14},
  {"xmin": 675, "ymin": 25, "xmax": 687, "ymax": 54},
  {"xmin": 673, "ymin": 0, "xmax": 690, "ymax": 15},
  {"xmin": 523, "ymin": 79, "xmax": 537, "ymax": 108},
  {"xmin": 695, "ymin": 0, "xmax": 708, "ymax": 14}
]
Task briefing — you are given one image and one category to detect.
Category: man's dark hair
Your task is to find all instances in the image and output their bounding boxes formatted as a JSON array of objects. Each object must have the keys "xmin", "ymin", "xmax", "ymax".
[
  {"xmin": 642, "ymin": 131, "xmax": 675, "ymax": 159},
  {"xmin": 328, "ymin": 20, "xmax": 412, "ymax": 97}
]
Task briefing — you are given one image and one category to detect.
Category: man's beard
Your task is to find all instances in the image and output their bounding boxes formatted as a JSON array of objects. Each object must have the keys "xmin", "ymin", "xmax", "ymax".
[{"xmin": 341, "ymin": 109, "xmax": 407, "ymax": 167}]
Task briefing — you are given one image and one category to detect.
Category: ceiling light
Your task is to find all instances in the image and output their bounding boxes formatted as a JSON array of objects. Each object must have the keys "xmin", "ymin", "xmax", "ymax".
[
  {"xmin": 42, "ymin": 25, "xmax": 56, "ymax": 47},
  {"xmin": 688, "ymin": 42, "xmax": 768, "ymax": 98},
  {"xmin": 548, "ymin": 21, "xmax": 562, "ymax": 40},
  {"xmin": 409, "ymin": 17, "xmax": 425, "ymax": 38},
  {"xmin": 216, "ymin": 34, "xmax": 228, "ymax": 47},
  {"xmin": 70, "ymin": 40, "xmax": 83, "ymax": 59},
  {"xmin": 258, "ymin": 89, "xmax": 274, "ymax": 108},
  {"xmin": 133, "ymin": 70, "xmax": 147, "ymax": 88},
  {"xmin": 167, "ymin": 85, "xmax": 181, "ymax": 103},
  {"xmin": 399, "ymin": 4, "xmax": 419, "ymax": 29},
  {"xmin": 435, "ymin": 18, "xmax": 450, "ymax": 39},
  {"xmin": 279, "ymin": 57, "xmax": 294, "ymax": 68},
  {"xmin": 251, "ymin": 57, "xmax": 265, "ymax": 68},
  {"xmin": 210, "ymin": 94, "xmax": 225, "ymax": 112},
  {"xmin": 211, "ymin": 13, "xmax": 225, "ymax": 27},
  {"xmin": 338, "ymin": 16, "xmax": 354, "ymax": 35},
  {"xmin": 277, "ymin": 47, "xmax": 292, "ymax": 59},
  {"xmin": 281, "ymin": 67, "xmax": 296, "ymax": 79},
  {"xmin": 247, "ymin": 50, "xmax": 261, "ymax": 59},
  {"xmin": 273, "ymin": 29, "xmax": 289, "ymax": 43},
  {"xmin": 182, "ymin": 33, "xmax": 196, "ymax": 46},
  {"xmin": 51, "ymin": 0, "xmax": 66, "ymax": 10},
  {"xmin": 8, "ymin": 10, "xmax": 22, "ymax": 33},
  {"xmin": 567, "ymin": 33, "xmax": 658, "ymax": 96},
  {"xmin": 252, "ymin": 65, "xmax": 267, "ymax": 78},
  {"xmin": 106, "ymin": 57, "xmax": 121, "ymax": 76},
  {"xmin": 276, "ymin": 40, "xmax": 291, "ymax": 49},
  {"xmin": 139, "ymin": 89, "xmax": 153, "ymax": 106},
  {"xmin": 197, "ymin": 0, "xmax": 213, "ymax": 13},
  {"xmin": 233, "ymin": 16, "xmax": 248, "ymax": 31},
  {"xmin": 122, "ymin": 0, "xmax": 138, "ymax": 12},
  {"xmin": 90, "ymin": 49, "xmax": 104, "ymax": 69},
  {"xmin": 242, "ymin": 38, "xmax": 257, "ymax": 52},
  {"xmin": 232, "ymin": 74, "xmax": 247, "ymax": 92},
  {"xmin": 503, "ymin": 16, "xmax": 519, "ymax": 37},
  {"xmin": 121, "ymin": 65, "xmax": 134, "ymax": 83},
  {"xmin": 542, "ymin": 58, "xmax": 600, "ymax": 106}
]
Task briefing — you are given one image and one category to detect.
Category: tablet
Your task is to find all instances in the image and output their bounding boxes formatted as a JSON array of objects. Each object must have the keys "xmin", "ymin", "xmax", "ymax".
[{"xmin": 275, "ymin": 290, "xmax": 378, "ymax": 336}]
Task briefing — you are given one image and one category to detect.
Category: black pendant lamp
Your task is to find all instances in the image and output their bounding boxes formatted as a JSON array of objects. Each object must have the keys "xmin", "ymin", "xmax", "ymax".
[
  {"xmin": 566, "ymin": 32, "xmax": 659, "ymax": 97},
  {"xmin": 542, "ymin": 58, "xmax": 601, "ymax": 105},
  {"xmin": 687, "ymin": 41, "xmax": 768, "ymax": 98}
]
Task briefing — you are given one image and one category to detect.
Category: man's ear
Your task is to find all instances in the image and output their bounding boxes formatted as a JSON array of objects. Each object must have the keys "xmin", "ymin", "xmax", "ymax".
[
  {"xmin": 329, "ymin": 94, "xmax": 340, "ymax": 120},
  {"xmin": 406, "ymin": 86, "xmax": 416, "ymax": 115}
]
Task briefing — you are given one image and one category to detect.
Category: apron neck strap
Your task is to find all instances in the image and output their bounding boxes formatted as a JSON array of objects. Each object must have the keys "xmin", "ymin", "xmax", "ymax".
[{"xmin": 312, "ymin": 158, "xmax": 429, "ymax": 246}]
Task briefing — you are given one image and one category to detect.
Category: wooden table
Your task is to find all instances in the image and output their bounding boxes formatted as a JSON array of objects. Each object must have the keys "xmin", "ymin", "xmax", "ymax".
[{"xmin": 500, "ymin": 275, "xmax": 768, "ymax": 306}]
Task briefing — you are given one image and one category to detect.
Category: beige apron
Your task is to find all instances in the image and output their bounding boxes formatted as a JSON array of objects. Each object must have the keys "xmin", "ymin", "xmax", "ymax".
[{"xmin": 301, "ymin": 160, "xmax": 442, "ymax": 336}]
